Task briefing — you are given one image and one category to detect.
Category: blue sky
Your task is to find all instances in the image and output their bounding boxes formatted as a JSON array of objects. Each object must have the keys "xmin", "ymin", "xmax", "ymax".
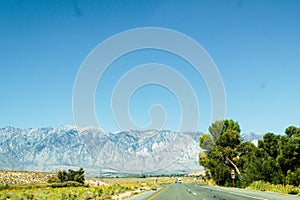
[{"xmin": 1, "ymin": 0, "xmax": 300, "ymax": 134}]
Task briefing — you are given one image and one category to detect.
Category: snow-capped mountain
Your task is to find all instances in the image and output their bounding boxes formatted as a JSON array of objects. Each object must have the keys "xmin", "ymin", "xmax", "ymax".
[
  {"xmin": 241, "ymin": 132, "xmax": 265, "ymax": 141},
  {"xmin": 0, "ymin": 126, "xmax": 203, "ymax": 175},
  {"xmin": 241, "ymin": 132, "xmax": 265, "ymax": 146}
]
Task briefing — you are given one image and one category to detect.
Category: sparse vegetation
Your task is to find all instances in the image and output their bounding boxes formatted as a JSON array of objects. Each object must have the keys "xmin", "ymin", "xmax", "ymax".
[
  {"xmin": 0, "ymin": 170, "xmax": 55, "ymax": 185},
  {"xmin": 247, "ymin": 181, "xmax": 300, "ymax": 195},
  {"xmin": 0, "ymin": 170, "xmax": 175, "ymax": 199}
]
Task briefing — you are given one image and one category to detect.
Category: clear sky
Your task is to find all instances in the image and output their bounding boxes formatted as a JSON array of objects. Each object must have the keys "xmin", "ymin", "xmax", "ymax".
[{"xmin": 1, "ymin": 0, "xmax": 300, "ymax": 134}]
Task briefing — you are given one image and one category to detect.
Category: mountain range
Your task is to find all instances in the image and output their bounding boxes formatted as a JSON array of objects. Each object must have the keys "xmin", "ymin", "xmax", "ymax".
[{"xmin": 0, "ymin": 126, "xmax": 264, "ymax": 176}]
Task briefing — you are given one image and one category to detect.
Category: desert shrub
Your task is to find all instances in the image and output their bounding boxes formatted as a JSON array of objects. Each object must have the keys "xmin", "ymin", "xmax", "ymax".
[
  {"xmin": 56, "ymin": 168, "xmax": 85, "ymax": 184},
  {"xmin": 80, "ymin": 192, "xmax": 94, "ymax": 200},
  {"xmin": 51, "ymin": 181, "xmax": 84, "ymax": 188},
  {"xmin": 47, "ymin": 176, "xmax": 60, "ymax": 183},
  {"xmin": 61, "ymin": 191, "xmax": 79, "ymax": 200}
]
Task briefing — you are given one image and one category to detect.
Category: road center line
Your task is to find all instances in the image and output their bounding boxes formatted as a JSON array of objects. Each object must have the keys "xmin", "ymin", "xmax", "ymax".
[{"xmin": 147, "ymin": 185, "xmax": 169, "ymax": 200}]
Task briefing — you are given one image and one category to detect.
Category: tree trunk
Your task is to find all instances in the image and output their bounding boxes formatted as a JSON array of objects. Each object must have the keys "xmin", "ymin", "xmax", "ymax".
[{"xmin": 226, "ymin": 156, "xmax": 241, "ymax": 175}]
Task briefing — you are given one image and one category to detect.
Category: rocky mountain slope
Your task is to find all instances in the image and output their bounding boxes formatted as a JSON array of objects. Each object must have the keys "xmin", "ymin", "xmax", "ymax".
[
  {"xmin": 0, "ymin": 126, "xmax": 202, "ymax": 175},
  {"xmin": 241, "ymin": 132, "xmax": 265, "ymax": 146}
]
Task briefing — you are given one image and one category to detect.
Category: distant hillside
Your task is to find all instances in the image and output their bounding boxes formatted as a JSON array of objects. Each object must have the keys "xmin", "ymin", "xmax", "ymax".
[{"xmin": 0, "ymin": 126, "xmax": 203, "ymax": 176}]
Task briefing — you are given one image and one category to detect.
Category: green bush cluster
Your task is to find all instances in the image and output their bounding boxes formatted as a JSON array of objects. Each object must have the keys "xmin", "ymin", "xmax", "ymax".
[
  {"xmin": 49, "ymin": 168, "xmax": 85, "ymax": 184},
  {"xmin": 51, "ymin": 181, "xmax": 84, "ymax": 188}
]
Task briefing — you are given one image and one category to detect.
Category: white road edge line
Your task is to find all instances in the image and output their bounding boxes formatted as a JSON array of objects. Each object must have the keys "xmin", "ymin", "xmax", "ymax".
[
  {"xmin": 224, "ymin": 190, "xmax": 268, "ymax": 200},
  {"xmin": 199, "ymin": 186, "xmax": 268, "ymax": 200}
]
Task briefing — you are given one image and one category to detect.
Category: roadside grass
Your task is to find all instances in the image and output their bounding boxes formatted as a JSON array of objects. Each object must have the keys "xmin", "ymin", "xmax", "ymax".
[
  {"xmin": 0, "ymin": 170, "xmax": 195, "ymax": 199},
  {"xmin": 0, "ymin": 177, "xmax": 175, "ymax": 200},
  {"xmin": 100, "ymin": 177, "xmax": 173, "ymax": 185},
  {"xmin": 247, "ymin": 180, "xmax": 300, "ymax": 196},
  {"xmin": 0, "ymin": 183, "xmax": 50, "ymax": 191},
  {"xmin": 0, "ymin": 184, "xmax": 138, "ymax": 200}
]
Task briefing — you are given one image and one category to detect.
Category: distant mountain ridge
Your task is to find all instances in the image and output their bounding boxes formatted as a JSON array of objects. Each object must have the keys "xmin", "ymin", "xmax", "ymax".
[
  {"xmin": 0, "ymin": 126, "xmax": 203, "ymax": 176},
  {"xmin": 241, "ymin": 132, "xmax": 265, "ymax": 146},
  {"xmin": 0, "ymin": 126, "xmax": 264, "ymax": 176},
  {"xmin": 241, "ymin": 132, "xmax": 265, "ymax": 141}
]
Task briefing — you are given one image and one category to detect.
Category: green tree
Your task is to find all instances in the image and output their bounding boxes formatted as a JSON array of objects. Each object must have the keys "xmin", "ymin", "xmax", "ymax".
[
  {"xmin": 57, "ymin": 170, "xmax": 68, "ymax": 182},
  {"xmin": 235, "ymin": 142, "xmax": 262, "ymax": 186},
  {"xmin": 277, "ymin": 135, "xmax": 300, "ymax": 176},
  {"xmin": 200, "ymin": 120, "xmax": 242, "ymax": 186},
  {"xmin": 286, "ymin": 168, "xmax": 300, "ymax": 186},
  {"xmin": 56, "ymin": 168, "xmax": 85, "ymax": 184},
  {"xmin": 74, "ymin": 168, "xmax": 85, "ymax": 184},
  {"xmin": 200, "ymin": 122, "xmax": 300, "ymax": 187},
  {"xmin": 285, "ymin": 126, "xmax": 300, "ymax": 137},
  {"xmin": 258, "ymin": 133, "xmax": 280, "ymax": 158}
]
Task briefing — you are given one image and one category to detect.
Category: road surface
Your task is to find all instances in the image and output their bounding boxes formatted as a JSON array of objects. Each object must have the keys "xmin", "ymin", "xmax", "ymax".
[{"xmin": 129, "ymin": 184, "xmax": 300, "ymax": 200}]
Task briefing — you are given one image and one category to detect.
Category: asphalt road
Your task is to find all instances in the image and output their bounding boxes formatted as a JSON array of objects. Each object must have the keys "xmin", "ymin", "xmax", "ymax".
[{"xmin": 130, "ymin": 184, "xmax": 300, "ymax": 200}]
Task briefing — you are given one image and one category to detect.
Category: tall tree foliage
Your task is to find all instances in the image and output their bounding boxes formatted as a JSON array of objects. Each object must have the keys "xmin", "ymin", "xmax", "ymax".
[
  {"xmin": 200, "ymin": 120, "xmax": 243, "ymax": 186},
  {"xmin": 200, "ymin": 121, "xmax": 300, "ymax": 187}
]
